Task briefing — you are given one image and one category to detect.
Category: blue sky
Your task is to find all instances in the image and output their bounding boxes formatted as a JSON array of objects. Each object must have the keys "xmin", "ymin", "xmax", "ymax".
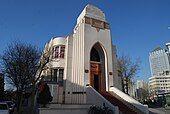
[{"xmin": 0, "ymin": 0, "xmax": 170, "ymax": 81}]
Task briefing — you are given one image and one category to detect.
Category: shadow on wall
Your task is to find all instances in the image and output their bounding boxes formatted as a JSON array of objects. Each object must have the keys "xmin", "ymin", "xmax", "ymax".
[
  {"xmin": 38, "ymin": 77, "xmax": 149, "ymax": 114},
  {"xmin": 38, "ymin": 79, "xmax": 119, "ymax": 114}
]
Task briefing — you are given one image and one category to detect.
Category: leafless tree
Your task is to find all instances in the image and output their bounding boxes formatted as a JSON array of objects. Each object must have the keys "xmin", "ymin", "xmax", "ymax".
[
  {"xmin": 117, "ymin": 55, "xmax": 140, "ymax": 94},
  {"xmin": 29, "ymin": 43, "xmax": 51, "ymax": 114},
  {"xmin": 0, "ymin": 42, "xmax": 40, "ymax": 113},
  {"xmin": 0, "ymin": 41, "xmax": 51, "ymax": 114}
]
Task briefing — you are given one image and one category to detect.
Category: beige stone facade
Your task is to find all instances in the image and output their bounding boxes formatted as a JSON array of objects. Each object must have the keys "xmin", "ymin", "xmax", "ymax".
[{"xmin": 41, "ymin": 4, "xmax": 119, "ymax": 104}]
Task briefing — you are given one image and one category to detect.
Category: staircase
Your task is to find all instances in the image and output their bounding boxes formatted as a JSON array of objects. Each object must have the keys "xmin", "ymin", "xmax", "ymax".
[
  {"xmin": 101, "ymin": 91, "xmax": 144, "ymax": 114},
  {"xmin": 86, "ymin": 86, "xmax": 119, "ymax": 114}
]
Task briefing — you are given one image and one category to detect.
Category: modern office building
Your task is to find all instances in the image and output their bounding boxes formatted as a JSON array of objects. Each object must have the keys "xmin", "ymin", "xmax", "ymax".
[
  {"xmin": 136, "ymin": 80, "xmax": 149, "ymax": 100},
  {"xmin": 149, "ymin": 43, "xmax": 170, "ymax": 96},
  {"xmin": 136, "ymin": 80, "xmax": 148, "ymax": 89},
  {"xmin": 149, "ymin": 47, "xmax": 170, "ymax": 76},
  {"xmin": 149, "ymin": 74, "xmax": 170, "ymax": 95},
  {"xmin": 39, "ymin": 4, "xmax": 148, "ymax": 114},
  {"xmin": 166, "ymin": 42, "xmax": 170, "ymax": 63},
  {"xmin": 166, "ymin": 42, "xmax": 170, "ymax": 52},
  {"xmin": 128, "ymin": 80, "xmax": 136, "ymax": 98}
]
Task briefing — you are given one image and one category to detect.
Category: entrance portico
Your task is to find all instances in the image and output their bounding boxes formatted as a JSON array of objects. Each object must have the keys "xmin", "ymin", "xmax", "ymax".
[{"xmin": 90, "ymin": 43, "xmax": 106, "ymax": 92}]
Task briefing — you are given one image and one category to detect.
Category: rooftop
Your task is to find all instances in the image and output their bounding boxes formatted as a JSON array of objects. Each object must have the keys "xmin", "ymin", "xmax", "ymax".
[
  {"xmin": 77, "ymin": 4, "xmax": 106, "ymax": 24},
  {"xmin": 166, "ymin": 42, "xmax": 170, "ymax": 46},
  {"xmin": 152, "ymin": 47, "xmax": 163, "ymax": 52}
]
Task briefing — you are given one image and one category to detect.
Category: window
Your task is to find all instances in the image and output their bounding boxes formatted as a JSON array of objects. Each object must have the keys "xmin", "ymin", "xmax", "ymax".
[
  {"xmin": 53, "ymin": 45, "xmax": 65, "ymax": 59},
  {"xmin": 54, "ymin": 46, "xmax": 59, "ymax": 58},
  {"xmin": 53, "ymin": 69, "xmax": 58, "ymax": 82},
  {"xmin": 60, "ymin": 46, "xmax": 65, "ymax": 58},
  {"xmin": 51, "ymin": 69, "xmax": 64, "ymax": 87},
  {"xmin": 58, "ymin": 69, "xmax": 64, "ymax": 86},
  {"xmin": 0, "ymin": 104, "xmax": 8, "ymax": 110}
]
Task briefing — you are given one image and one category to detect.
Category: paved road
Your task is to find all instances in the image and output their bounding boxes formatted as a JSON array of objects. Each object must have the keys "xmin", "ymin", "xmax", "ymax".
[
  {"xmin": 149, "ymin": 107, "xmax": 170, "ymax": 114},
  {"xmin": 165, "ymin": 107, "xmax": 170, "ymax": 114}
]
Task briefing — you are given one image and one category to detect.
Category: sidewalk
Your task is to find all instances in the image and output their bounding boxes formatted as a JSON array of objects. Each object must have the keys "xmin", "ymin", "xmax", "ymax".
[
  {"xmin": 149, "ymin": 108, "xmax": 165, "ymax": 114},
  {"xmin": 165, "ymin": 106, "xmax": 170, "ymax": 114},
  {"xmin": 13, "ymin": 106, "xmax": 37, "ymax": 114}
]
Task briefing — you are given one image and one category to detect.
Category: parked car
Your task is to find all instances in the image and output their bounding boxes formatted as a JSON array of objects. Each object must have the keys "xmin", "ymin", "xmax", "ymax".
[
  {"xmin": 0, "ymin": 102, "xmax": 9, "ymax": 114},
  {"xmin": 5, "ymin": 101, "xmax": 15, "ymax": 114}
]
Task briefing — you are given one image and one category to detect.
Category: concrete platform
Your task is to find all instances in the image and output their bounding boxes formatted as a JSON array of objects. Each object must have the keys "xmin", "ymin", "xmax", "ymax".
[{"xmin": 39, "ymin": 104, "xmax": 91, "ymax": 114}]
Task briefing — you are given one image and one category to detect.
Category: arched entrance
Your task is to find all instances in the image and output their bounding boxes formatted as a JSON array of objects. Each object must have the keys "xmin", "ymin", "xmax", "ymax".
[{"xmin": 90, "ymin": 43, "xmax": 106, "ymax": 92}]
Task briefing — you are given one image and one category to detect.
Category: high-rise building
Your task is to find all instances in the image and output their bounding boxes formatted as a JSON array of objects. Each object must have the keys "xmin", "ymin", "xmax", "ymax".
[
  {"xmin": 136, "ymin": 80, "xmax": 149, "ymax": 100},
  {"xmin": 166, "ymin": 42, "xmax": 170, "ymax": 52},
  {"xmin": 149, "ymin": 43, "xmax": 170, "ymax": 95},
  {"xmin": 149, "ymin": 47, "xmax": 170, "ymax": 76},
  {"xmin": 137, "ymin": 80, "xmax": 145, "ymax": 89},
  {"xmin": 149, "ymin": 75, "xmax": 170, "ymax": 95},
  {"xmin": 166, "ymin": 43, "xmax": 170, "ymax": 63}
]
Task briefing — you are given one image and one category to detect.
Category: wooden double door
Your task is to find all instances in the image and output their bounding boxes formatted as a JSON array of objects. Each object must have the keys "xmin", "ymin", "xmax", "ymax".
[{"xmin": 90, "ymin": 62, "xmax": 105, "ymax": 92}]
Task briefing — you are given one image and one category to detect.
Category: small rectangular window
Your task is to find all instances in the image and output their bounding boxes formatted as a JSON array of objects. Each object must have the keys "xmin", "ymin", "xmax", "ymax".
[
  {"xmin": 0, "ymin": 104, "xmax": 8, "ymax": 110},
  {"xmin": 52, "ymin": 46, "xmax": 59, "ymax": 58},
  {"xmin": 60, "ymin": 46, "xmax": 65, "ymax": 58},
  {"xmin": 58, "ymin": 69, "xmax": 64, "ymax": 86},
  {"xmin": 53, "ymin": 69, "xmax": 58, "ymax": 82},
  {"xmin": 52, "ymin": 45, "xmax": 65, "ymax": 59},
  {"xmin": 49, "ymin": 69, "xmax": 64, "ymax": 86}
]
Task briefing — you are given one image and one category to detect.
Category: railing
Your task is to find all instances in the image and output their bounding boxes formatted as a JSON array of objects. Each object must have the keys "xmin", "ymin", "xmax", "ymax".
[
  {"xmin": 86, "ymin": 86, "xmax": 119, "ymax": 114},
  {"xmin": 110, "ymin": 87, "xmax": 148, "ymax": 114},
  {"xmin": 101, "ymin": 92, "xmax": 138, "ymax": 114}
]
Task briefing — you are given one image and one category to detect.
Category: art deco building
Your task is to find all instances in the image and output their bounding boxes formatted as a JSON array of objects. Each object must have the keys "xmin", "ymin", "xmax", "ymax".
[{"xmin": 39, "ymin": 4, "xmax": 148, "ymax": 114}]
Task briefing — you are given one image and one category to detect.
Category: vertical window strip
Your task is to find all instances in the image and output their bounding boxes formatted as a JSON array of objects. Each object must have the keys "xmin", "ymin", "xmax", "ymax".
[
  {"xmin": 60, "ymin": 46, "xmax": 65, "ymax": 58},
  {"xmin": 58, "ymin": 69, "xmax": 64, "ymax": 86}
]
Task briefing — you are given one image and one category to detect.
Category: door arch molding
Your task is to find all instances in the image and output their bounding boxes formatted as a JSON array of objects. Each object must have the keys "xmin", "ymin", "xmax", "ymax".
[{"xmin": 90, "ymin": 42, "xmax": 107, "ymax": 92}]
